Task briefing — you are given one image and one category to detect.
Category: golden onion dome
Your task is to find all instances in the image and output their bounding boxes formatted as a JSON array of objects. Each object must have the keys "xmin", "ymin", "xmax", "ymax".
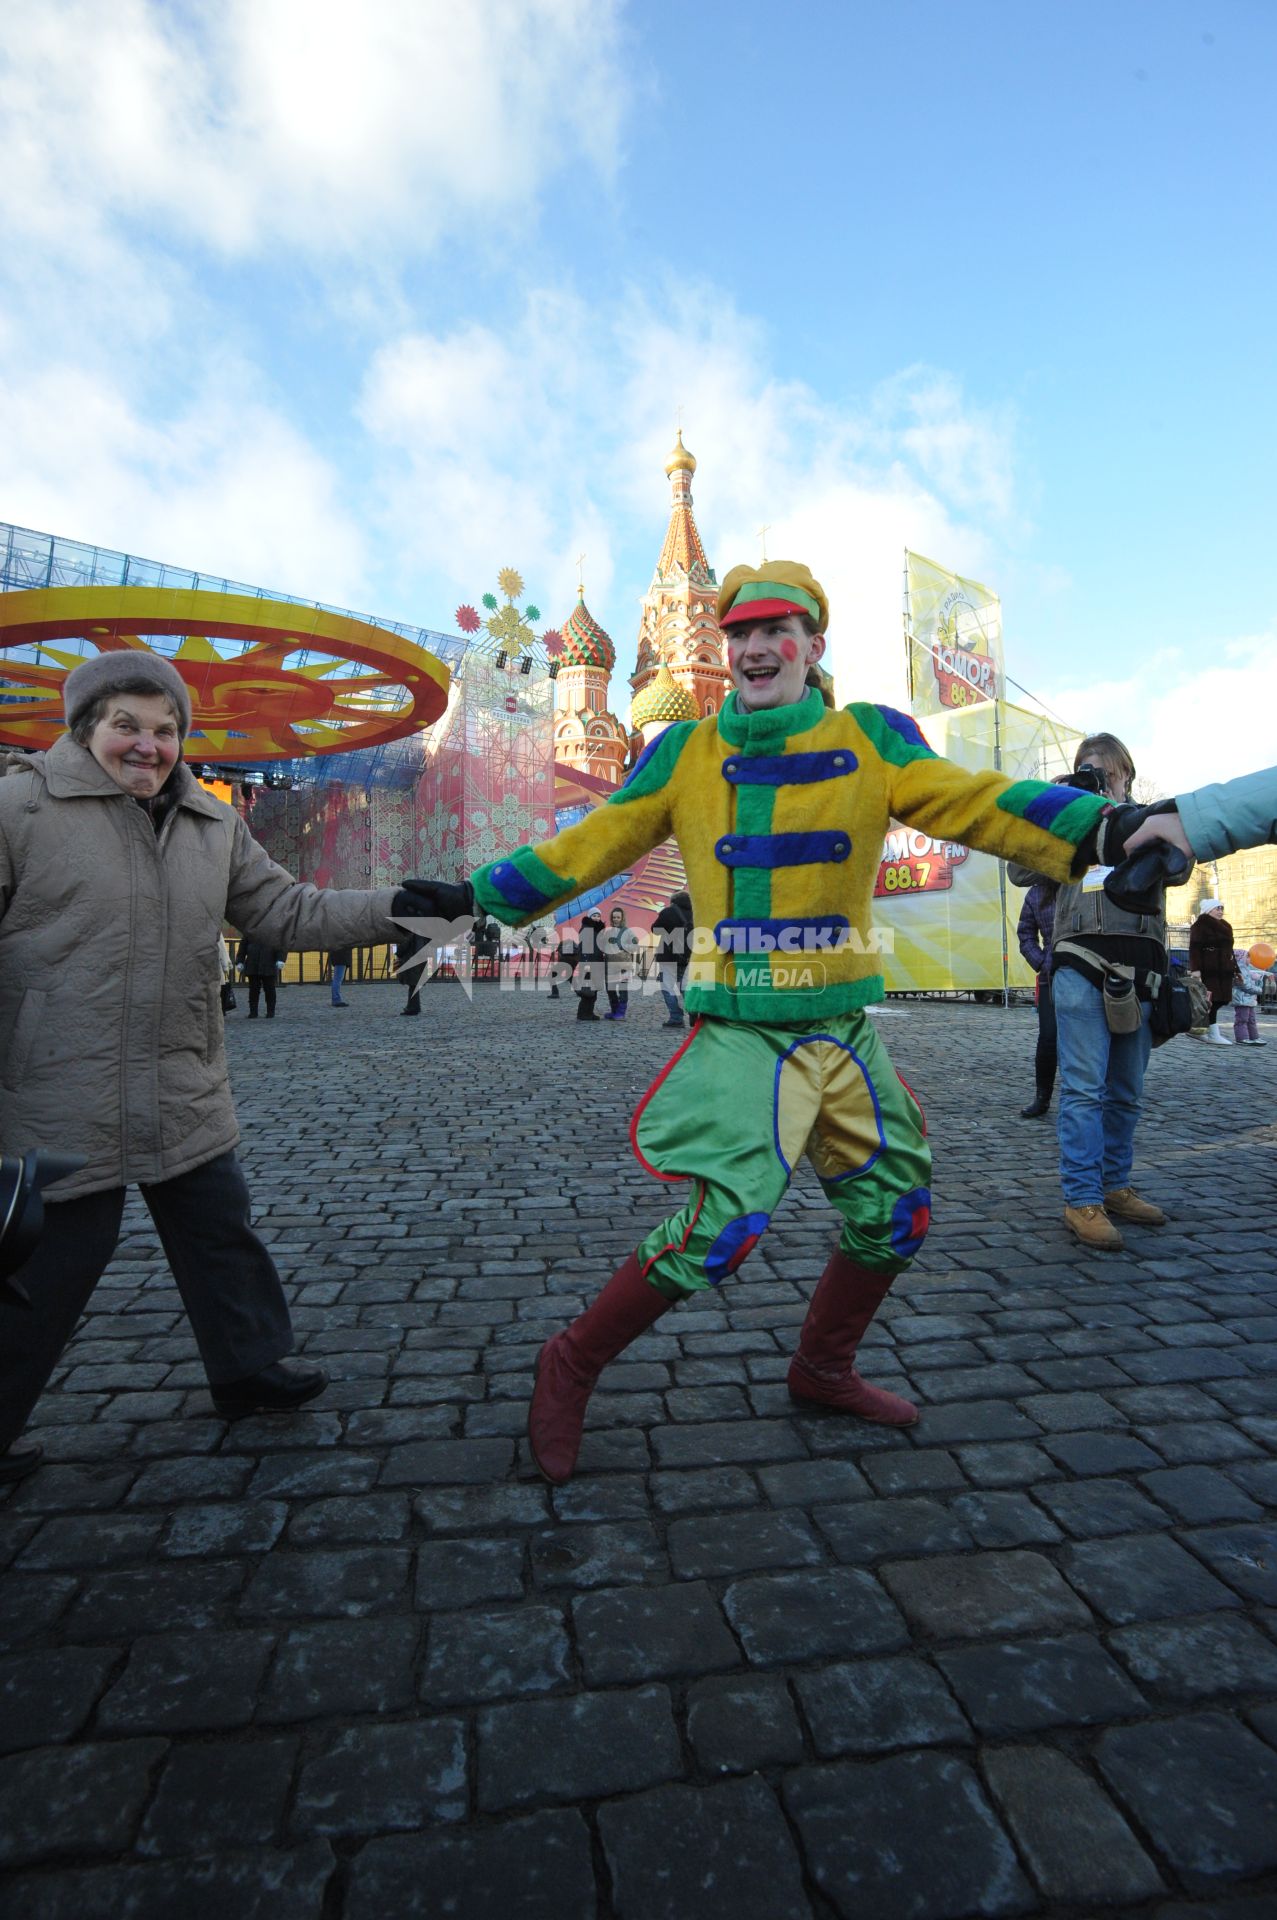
[
  {"xmin": 664, "ymin": 428, "xmax": 697, "ymax": 477},
  {"xmin": 559, "ymin": 596, "xmax": 616, "ymax": 674},
  {"xmin": 631, "ymin": 664, "xmax": 698, "ymax": 730}
]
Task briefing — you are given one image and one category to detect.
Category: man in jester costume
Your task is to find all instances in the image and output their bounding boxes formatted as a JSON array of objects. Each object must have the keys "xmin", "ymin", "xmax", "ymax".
[{"xmin": 466, "ymin": 562, "xmax": 1114, "ymax": 1483}]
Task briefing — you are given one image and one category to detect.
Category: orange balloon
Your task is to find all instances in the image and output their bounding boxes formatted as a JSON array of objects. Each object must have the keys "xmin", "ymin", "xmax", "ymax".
[{"xmin": 1249, "ymin": 941, "xmax": 1276, "ymax": 971}]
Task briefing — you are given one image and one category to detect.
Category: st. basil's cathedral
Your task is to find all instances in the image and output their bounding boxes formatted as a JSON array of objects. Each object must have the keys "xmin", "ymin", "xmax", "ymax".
[{"xmin": 551, "ymin": 429, "xmax": 728, "ymax": 790}]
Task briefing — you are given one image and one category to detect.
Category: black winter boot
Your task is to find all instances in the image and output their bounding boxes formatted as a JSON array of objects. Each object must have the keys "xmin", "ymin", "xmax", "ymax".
[{"xmin": 1020, "ymin": 1086, "xmax": 1052, "ymax": 1119}]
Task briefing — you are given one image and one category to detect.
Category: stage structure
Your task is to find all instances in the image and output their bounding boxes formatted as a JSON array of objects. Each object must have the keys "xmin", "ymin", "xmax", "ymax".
[
  {"xmin": 0, "ymin": 522, "xmax": 560, "ymax": 887},
  {"xmin": 0, "ymin": 518, "xmax": 1091, "ymax": 991}
]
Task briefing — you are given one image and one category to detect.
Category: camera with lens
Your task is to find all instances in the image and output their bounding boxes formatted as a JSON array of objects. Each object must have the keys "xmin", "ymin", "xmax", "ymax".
[
  {"xmin": 1070, "ymin": 764, "xmax": 1109, "ymax": 795},
  {"xmin": 0, "ymin": 1150, "xmax": 84, "ymax": 1305}
]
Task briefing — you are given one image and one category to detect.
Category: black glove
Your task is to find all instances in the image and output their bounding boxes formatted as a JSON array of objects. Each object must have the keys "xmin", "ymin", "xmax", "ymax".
[
  {"xmin": 1092, "ymin": 803, "xmax": 1148, "ymax": 868},
  {"xmin": 1103, "ymin": 842, "xmax": 1193, "ymax": 915},
  {"xmin": 390, "ymin": 878, "xmax": 475, "ymax": 922}
]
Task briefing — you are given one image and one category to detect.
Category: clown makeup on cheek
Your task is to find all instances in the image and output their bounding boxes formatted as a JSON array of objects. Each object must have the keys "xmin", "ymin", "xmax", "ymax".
[{"xmin": 727, "ymin": 613, "xmax": 822, "ymax": 710}]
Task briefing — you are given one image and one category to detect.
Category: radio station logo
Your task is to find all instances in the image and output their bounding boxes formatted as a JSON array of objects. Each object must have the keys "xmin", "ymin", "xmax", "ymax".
[
  {"xmin": 928, "ymin": 588, "xmax": 1000, "ymax": 709},
  {"xmin": 874, "ymin": 826, "xmax": 970, "ymax": 898}
]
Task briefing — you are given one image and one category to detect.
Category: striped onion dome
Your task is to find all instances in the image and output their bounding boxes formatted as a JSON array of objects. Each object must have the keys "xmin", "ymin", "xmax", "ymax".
[
  {"xmin": 560, "ymin": 595, "xmax": 616, "ymax": 673},
  {"xmin": 631, "ymin": 664, "xmax": 698, "ymax": 729}
]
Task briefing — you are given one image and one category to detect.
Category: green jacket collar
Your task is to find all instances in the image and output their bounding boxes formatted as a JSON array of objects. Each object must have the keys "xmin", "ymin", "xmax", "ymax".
[{"xmin": 716, "ymin": 687, "xmax": 825, "ymax": 750}]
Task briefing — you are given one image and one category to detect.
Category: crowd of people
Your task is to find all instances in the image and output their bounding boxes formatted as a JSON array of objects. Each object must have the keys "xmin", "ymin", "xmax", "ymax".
[{"xmin": 1, "ymin": 567, "xmax": 1273, "ymax": 1489}]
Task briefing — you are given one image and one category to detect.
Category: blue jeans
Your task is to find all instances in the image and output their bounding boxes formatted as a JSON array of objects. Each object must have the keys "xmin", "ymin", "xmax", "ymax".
[
  {"xmin": 1053, "ymin": 965, "xmax": 1152, "ymax": 1206},
  {"xmin": 331, "ymin": 964, "xmax": 347, "ymax": 1004}
]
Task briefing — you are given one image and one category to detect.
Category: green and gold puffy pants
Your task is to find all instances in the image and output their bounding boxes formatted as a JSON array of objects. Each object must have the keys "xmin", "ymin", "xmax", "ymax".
[{"xmin": 632, "ymin": 1011, "xmax": 931, "ymax": 1300}]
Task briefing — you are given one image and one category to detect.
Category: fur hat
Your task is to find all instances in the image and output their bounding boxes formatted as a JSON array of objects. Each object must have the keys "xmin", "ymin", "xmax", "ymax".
[
  {"xmin": 63, "ymin": 651, "xmax": 192, "ymax": 736},
  {"xmin": 1198, "ymin": 898, "xmax": 1224, "ymax": 915},
  {"xmin": 717, "ymin": 560, "xmax": 829, "ymax": 632}
]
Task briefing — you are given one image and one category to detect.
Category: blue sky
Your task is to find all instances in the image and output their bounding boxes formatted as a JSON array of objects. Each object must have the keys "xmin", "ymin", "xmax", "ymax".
[{"xmin": 1, "ymin": 0, "xmax": 1274, "ymax": 790}]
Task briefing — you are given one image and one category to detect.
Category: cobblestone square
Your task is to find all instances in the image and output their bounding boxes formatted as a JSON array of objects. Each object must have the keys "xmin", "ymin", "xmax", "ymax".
[{"xmin": 2, "ymin": 984, "xmax": 1276, "ymax": 1916}]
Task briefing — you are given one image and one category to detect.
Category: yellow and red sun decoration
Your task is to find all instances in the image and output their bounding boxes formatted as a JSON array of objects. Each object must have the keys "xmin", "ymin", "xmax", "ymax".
[
  {"xmin": 457, "ymin": 568, "xmax": 563, "ymax": 675},
  {"xmin": 0, "ymin": 586, "xmax": 451, "ymax": 762}
]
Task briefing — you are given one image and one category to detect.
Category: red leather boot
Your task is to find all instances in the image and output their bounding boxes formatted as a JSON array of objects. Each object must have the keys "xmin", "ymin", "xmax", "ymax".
[
  {"xmin": 787, "ymin": 1249, "xmax": 918, "ymax": 1426},
  {"xmin": 529, "ymin": 1253, "xmax": 673, "ymax": 1483}
]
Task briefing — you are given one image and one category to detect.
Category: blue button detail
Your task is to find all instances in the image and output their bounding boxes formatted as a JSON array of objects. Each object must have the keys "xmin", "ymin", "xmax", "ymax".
[
  {"xmin": 720, "ymin": 750, "xmax": 857, "ymax": 786},
  {"xmin": 715, "ymin": 832, "xmax": 851, "ymax": 868},
  {"xmin": 714, "ymin": 916, "xmax": 851, "ymax": 954}
]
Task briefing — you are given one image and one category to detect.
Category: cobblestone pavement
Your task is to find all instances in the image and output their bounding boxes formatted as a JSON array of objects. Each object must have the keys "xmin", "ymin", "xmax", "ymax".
[{"xmin": 2, "ymin": 980, "xmax": 1276, "ymax": 1919}]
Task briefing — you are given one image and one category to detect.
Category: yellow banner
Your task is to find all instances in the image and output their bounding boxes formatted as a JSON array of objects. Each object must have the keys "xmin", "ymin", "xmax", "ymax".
[
  {"xmin": 877, "ymin": 702, "xmax": 1082, "ymax": 992},
  {"xmin": 906, "ymin": 551, "xmax": 1004, "ymax": 717}
]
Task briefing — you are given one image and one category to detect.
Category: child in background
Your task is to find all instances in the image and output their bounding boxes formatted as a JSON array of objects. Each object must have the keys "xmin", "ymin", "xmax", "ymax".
[{"xmin": 1232, "ymin": 948, "xmax": 1268, "ymax": 1046}]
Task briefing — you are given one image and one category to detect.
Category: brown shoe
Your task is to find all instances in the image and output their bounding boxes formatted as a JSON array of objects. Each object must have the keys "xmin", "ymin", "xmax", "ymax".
[
  {"xmin": 1064, "ymin": 1204, "xmax": 1124, "ymax": 1250},
  {"xmin": 1103, "ymin": 1186, "xmax": 1166, "ymax": 1226}
]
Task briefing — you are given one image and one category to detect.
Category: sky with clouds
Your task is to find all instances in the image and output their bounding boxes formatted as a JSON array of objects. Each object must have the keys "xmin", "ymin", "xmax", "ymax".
[{"xmin": 1, "ymin": 0, "xmax": 1274, "ymax": 792}]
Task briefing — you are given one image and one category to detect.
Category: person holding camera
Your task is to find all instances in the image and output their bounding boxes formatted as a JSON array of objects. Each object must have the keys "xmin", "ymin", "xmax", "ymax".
[{"xmin": 1014, "ymin": 733, "xmax": 1187, "ymax": 1250}]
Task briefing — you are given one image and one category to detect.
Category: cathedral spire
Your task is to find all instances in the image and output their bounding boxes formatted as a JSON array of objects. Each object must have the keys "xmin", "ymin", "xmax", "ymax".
[
  {"xmin": 631, "ymin": 430, "xmax": 730, "ymax": 734},
  {"xmin": 655, "ymin": 429, "xmax": 712, "ymax": 585}
]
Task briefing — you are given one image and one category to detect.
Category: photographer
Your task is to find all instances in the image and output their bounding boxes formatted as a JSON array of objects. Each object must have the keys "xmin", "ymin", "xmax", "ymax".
[{"xmin": 1012, "ymin": 733, "xmax": 1188, "ymax": 1250}]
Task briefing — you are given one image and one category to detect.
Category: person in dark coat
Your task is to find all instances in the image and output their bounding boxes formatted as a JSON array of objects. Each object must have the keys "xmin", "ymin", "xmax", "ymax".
[
  {"xmin": 575, "ymin": 912, "xmax": 605, "ymax": 1022},
  {"xmin": 652, "ymin": 890, "xmax": 693, "ymax": 1028},
  {"xmin": 1189, "ymin": 899, "xmax": 1240, "ymax": 1046},
  {"xmin": 327, "ymin": 945, "xmax": 352, "ymax": 1008},
  {"xmin": 239, "ymin": 935, "xmax": 285, "ymax": 1019},
  {"xmin": 548, "ymin": 925, "xmax": 577, "ymax": 1000},
  {"xmin": 396, "ymin": 930, "xmax": 424, "ymax": 1016},
  {"xmin": 1016, "ymin": 881, "xmax": 1058, "ymax": 1117}
]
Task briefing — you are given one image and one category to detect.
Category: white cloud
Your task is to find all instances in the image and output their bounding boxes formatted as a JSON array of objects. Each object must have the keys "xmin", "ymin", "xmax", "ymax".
[
  {"xmin": 357, "ymin": 284, "xmax": 1020, "ymax": 692},
  {"xmin": 0, "ymin": 362, "xmax": 368, "ymax": 605},
  {"xmin": 0, "ymin": 0, "xmax": 630, "ymax": 259},
  {"xmin": 1036, "ymin": 630, "xmax": 1277, "ymax": 797}
]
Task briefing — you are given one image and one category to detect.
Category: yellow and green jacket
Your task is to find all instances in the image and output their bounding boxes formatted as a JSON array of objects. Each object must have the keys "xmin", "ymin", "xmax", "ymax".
[{"xmin": 472, "ymin": 690, "xmax": 1107, "ymax": 1025}]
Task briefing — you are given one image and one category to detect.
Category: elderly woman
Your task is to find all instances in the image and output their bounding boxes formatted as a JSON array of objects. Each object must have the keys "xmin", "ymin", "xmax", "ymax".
[{"xmin": 0, "ymin": 651, "xmax": 430, "ymax": 1483}]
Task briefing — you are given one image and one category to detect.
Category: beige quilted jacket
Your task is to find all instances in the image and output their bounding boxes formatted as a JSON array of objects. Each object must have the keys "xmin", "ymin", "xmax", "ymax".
[{"xmin": 0, "ymin": 738, "xmax": 398, "ymax": 1197}]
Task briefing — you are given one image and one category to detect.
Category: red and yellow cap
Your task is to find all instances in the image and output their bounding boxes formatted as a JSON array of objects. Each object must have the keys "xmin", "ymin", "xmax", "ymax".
[{"xmin": 717, "ymin": 560, "xmax": 828, "ymax": 633}]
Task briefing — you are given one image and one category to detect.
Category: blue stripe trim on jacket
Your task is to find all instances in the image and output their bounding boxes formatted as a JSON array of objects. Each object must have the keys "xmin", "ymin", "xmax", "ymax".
[
  {"xmin": 720, "ymin": 749, "xmax": 857, "ymax": 786},
  {"xmin": 487, "ymin": 861, "xmax": 556, "ymax": 914},
  {"xmin": 715, "ymin": 831, "xmax": 851, "ymax": 868},
  {"xmin": 1022, "ymin": 783, "xmax": 1090, "ymax": 831},
  {"xmin": 714, "ymin": 915, "xmax": 852, "ymax": 954}
]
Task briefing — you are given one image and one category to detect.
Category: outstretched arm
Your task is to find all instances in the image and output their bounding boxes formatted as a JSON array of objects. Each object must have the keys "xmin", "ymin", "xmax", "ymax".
[
  {"xmin": 850, "ymin": 705, "xmax": 1107, "ymax": 885},
  {"xmin": 1129, "ymin": 768, "xmax": 1277, "ymax": 862},
  {"xmin": 470, "ymin": 726, "xmax": 687, "ymax": 926}
]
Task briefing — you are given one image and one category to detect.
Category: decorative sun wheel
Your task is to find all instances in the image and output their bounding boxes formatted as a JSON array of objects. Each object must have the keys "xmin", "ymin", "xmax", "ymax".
[
  {"xmin": 456, "ymin": 567, "xmax": 562, "ymax": 674},
  {"xmin": 0, "ymin": 586, "xmax": 451, "ymax": 760}
]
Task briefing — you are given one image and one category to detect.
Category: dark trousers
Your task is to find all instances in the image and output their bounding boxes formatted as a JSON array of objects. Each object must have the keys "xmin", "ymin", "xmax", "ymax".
[
  {"xmin": 1035, "ymin": 971, "xmax": 1058, "ymax": 1093},
  {"xmin": 0, "ymin": 1150, "xmax": 295, "ymax": 1446},
  {"xmin": 247, "ymin": 973, "xmax": 277, "ymax": 1017},
  {"xmin": 576, "ymin": 989, "xmax": 598, "ymax": 1020}
]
